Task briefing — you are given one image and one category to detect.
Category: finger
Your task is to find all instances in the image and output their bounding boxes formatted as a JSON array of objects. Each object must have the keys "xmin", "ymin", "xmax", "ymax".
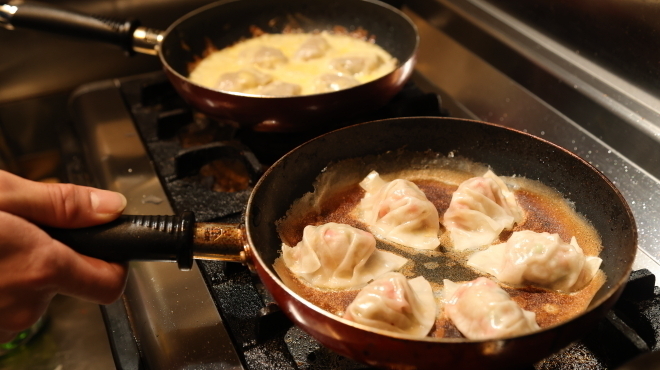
[
  {"xmin": 0, "ymin": 212, "xmax": 127, "ymax": 311},
  {"xmin": 32, "ymin": 228, "xmax": 129, "ymax": 303},
  {"xmin": 0, "ymin": 212, "xmax": 58, "ymax": 334},
  {"xmin": 0, "ymin": 170, "xmax": 126, "ymax": 228},
  {"xmin": 54, "ymin": 253, "xmax": 128, "ymax": 304},
  {"xmin": 0, "ymin": 295, "xmax": 49, "ymax": 334}
]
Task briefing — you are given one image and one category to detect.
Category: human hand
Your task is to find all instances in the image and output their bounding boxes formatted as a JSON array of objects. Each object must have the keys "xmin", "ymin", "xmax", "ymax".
[{"xmin": 0, "ymin": 170, "xmax": 128, "ymax": 342}]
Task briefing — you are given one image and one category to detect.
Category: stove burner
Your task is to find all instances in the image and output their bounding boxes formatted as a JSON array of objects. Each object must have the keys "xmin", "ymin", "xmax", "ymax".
[
  {"xmin": 174, "ymin": 141, "xmax": 262, "ymax": 188},
  {"xmin": 177, "ymin": 114, "xmax": 236, "ymax": 147}
]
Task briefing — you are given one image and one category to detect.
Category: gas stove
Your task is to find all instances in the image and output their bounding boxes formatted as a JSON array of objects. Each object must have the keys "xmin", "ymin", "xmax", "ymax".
[{"xmin": 61, "ymin": 2, "xmax": 660, "ymax": 369}]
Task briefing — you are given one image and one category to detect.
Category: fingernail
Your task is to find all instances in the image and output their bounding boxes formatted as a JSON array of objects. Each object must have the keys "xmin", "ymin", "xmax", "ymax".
[{"xmin": 90, "ymin": 190, "xmax": 127, "ymax": 215}]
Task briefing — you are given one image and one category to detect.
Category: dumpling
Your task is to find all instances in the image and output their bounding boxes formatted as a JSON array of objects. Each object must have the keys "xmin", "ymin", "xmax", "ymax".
[
  {"xmin": 239, "ymin": 46, "xmax": 288, "ymax": 69},
  {"xmin": 467, "ymin": 230, "xmax": 602, "ymax": 292},
  {"xmin": 343, "ymin": 272, "xmax": 436, "ymax": 337},
  {"xmin": 443, "ymin": 170, "xmax": 524, "ymax": 250},
  {"xmin": 330, "ymin": 53, "xmax": 383, "ymax": 75},
  {"xmin": 312, "ymin": 73, "xmax": 360, "ymax": 93},
  {"xmin": 257, "ymin": 81, "xmax": 302, "ymax": 97},
  {"xmin": 215, "ymin": 69, "xmax": 272, "ymax": 92},
  {"xmin": 281, "ymin": 223, "xmax": 407, "ymax": 289},
  {"xmin": 443, "ymin": 277, "xmax": 540, "ymax": 340},
  {"xmin": 294, "ymin": 35, "xmax": 331, "ymax": 61},
  {"xmin": 359, "ymin": 171, "xmax": 440, "ymax": 250}
]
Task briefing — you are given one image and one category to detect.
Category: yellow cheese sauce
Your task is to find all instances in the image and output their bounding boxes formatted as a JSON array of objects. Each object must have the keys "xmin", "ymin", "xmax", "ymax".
[{"xmin": 188, "ymin": 32, "xmax": 397, "ymax": 96}]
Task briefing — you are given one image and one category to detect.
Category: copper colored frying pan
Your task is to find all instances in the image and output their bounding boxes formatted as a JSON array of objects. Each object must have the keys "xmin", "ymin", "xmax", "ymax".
[
  {"xmin": 44, "ymin": 117, "xmax": 636, "ymax": 369},
  {"xmin": 0, "ymin": 0, "xmax": 418, "ymax": 132}
]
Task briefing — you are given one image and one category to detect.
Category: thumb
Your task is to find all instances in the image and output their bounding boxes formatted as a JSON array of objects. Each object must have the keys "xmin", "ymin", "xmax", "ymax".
[{"xmin": 0, "ymin": 171, "xmax": 126, "ymax": 228}]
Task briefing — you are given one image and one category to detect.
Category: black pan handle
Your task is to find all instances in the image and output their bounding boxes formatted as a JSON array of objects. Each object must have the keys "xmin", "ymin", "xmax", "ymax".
[
  {"xmin": 42, "ymin": 211, "xmax": 196, "ymax": 270},
  {"xmin": 2, "ymin": 2, "xmax": 140, "ymax": 54}
]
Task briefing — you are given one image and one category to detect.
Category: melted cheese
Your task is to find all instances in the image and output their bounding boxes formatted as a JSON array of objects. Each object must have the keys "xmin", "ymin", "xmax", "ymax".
[{"xmin": 189, "ymin": 32, "xmax": 397, "ymax": 96}]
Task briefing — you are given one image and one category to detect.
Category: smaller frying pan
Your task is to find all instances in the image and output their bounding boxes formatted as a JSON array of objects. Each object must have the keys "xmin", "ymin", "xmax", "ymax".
[
  {"xmin": 0, "ymin": 0, "xmax": 418, "ymax": 131},
  {"xmin": 43, "ymin": 117, "xmax": 637, "ymax": 370}
]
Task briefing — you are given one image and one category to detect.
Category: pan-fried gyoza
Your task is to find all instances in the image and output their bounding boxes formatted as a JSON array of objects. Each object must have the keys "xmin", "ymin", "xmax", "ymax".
[
  {"xmin": 280, "ymin": 223, "xmax": 407, "ymax": 289},
  {"xmin": 443, "ymin": 170, "xmax": 524, "ymax": 250},
  {"xmin": 359, "ymin": 171, "xmax": 440, "ymax": 250},
  {"xmin": 274, "ymin": 151, "xmax": 604, "ymax": 339},
  {"xmin": 467, "ymin": 230, "xmax": 602, "ymax": 293},
  {"xmin": 343, "ymin": 272, "xmax": 436, "ymax": 337},
  {"xmin": 443, "ymin": 277, "xmax": 540, "ymax": 340}
]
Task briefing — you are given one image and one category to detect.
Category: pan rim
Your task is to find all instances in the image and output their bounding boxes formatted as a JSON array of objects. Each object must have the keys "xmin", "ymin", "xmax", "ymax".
[
  {"xmin": 156, "ymin": 0, "xmax": 419, "ymax": 99},
  {"xmin": 246, "ymin": 116, "xmax": 638, "ymax": 344}
]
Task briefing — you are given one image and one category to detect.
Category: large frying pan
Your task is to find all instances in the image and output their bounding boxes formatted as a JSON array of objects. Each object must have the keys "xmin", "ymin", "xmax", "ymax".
[
  {"xmin": 0, "ymin": 0, "xmax": 418, "ymax": 131},
  {"xmin": 45, "ymin": 117, "xmax": 636, "ymax": 369}
]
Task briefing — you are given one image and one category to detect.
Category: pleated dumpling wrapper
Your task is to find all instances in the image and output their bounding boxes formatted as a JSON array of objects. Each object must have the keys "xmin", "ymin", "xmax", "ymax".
[
  {"xmin": 467, "ymin": 230, "xmax": 602, "ymax": 292},
  {"xmin": 359, "ymin": 171, "xmax": 440, "ymax": 250},
  {"xmin": 343, "ymin": 272, "xmax": 437, "ymax": 337},
  {"xmin": 444, "ymin": 277, "xmax": 540, "ymax": 340},
  {"xmin": 443, "ymin": 170, "xmax": 524, "ymax": 250},
  {"xmin": 282, "ymin": 223, "xmax": 408, "ymax": 289}
]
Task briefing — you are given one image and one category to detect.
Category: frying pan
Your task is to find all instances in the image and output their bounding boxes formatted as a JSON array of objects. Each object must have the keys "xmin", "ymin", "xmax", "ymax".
[
  {"xmin": 44, "ymin": 117, "xmax": 637, "ymax": 369},
  {"xmin": 0, "ymin": 0, "xmax": 418, "ymax": 132}
]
